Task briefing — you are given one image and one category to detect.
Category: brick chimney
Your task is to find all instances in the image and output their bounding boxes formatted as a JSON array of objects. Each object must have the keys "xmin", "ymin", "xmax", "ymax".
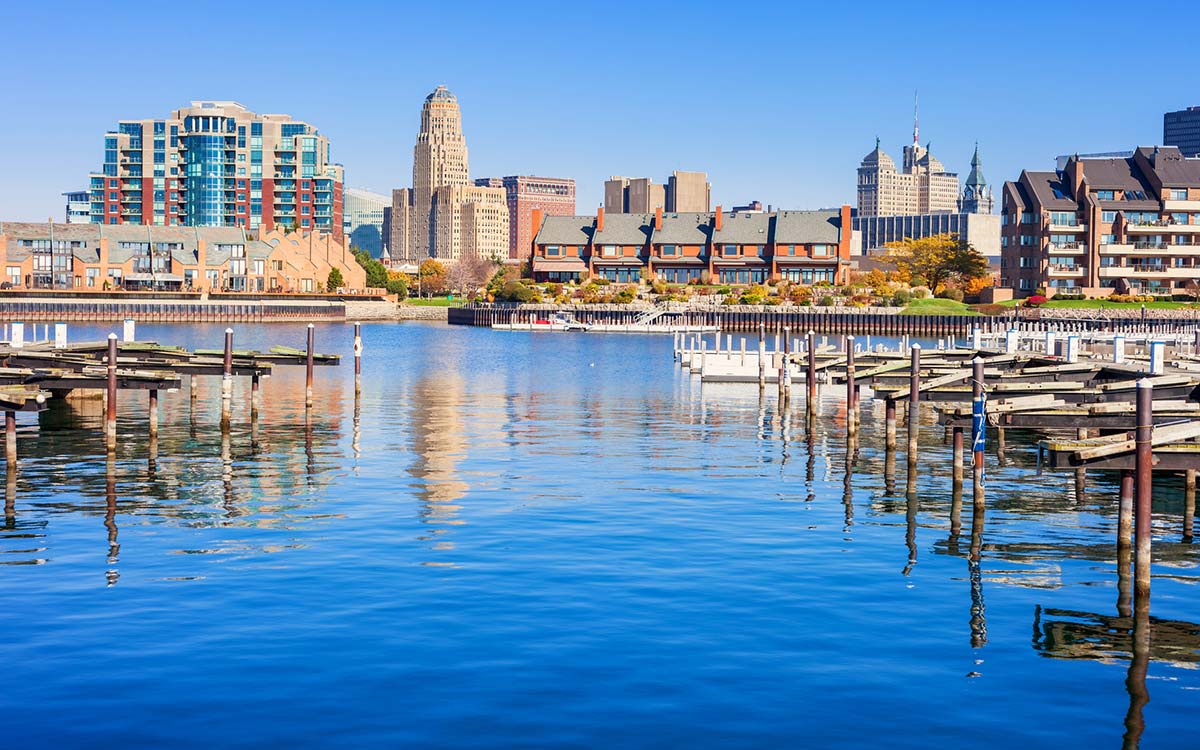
[
  {"xmin": 530, "ymin": 208, "xmax": 544, "ymax": 260},
  {"xmin": 654, "ymin": 206, "xmax": 663, "ymax": 231},
  {"xmin": 597, "ymin": 206, "xmax": 605, "ymax": 233},
  {"xmin": 714, "ymin": 205, "xmax": 723, "ymax": 232},
  {"xmin": 838, "ymin": 204, "xmax": 852, "ymax": 260}
]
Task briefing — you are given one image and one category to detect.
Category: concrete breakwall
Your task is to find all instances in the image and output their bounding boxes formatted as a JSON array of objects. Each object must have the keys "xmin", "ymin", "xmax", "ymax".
[{"xmin": 0, "ymin": 297, "xmax": 346, "ymax": 322}]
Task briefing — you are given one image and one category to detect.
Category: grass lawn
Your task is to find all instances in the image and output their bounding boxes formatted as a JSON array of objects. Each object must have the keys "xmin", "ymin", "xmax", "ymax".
[
  {"xmin": 901, "ymin": 297, "xmax": 979, "ymax": 316},
  {"xmin": 404, "ymin": 297, "xmax": 464, "ymax": 307}
]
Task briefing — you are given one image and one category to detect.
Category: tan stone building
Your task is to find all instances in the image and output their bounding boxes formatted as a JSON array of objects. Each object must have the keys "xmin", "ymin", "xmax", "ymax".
[
  {"xmin": 605, "ymin": 171, "xmax": 711, "ymax": 214},
  {"xmin": 390, "ymin": 86, "xmax": 509, "ymax": 263},
  {"xmin": 857, "ymin": 134, "xmax": 960, "ymax": 217}
]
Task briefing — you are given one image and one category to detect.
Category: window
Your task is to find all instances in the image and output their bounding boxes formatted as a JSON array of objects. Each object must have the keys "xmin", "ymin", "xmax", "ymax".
[
  {"xmin": 301, "ymin": 278, "xmax": 314, "ymax": 292},
  {"xmin": 1102, "ymin": 211, "xmax": 1117, "ymax": 223},
  {"xmin": 1169, "ymin": 189, "xmax": 1188, "ymax": 201},
  {"xmin": 1101, "ymin": 234, "xmax": 1116, "ymax": 245},
  {"xmin": 1021, "ymin": 213, "xmax": 1035, "ymax": 225},
  {"xmin": 545, "ymin": 245, "xmax": 562, "ymax": 257},
  {"xmin": 812, "ymin": 244, "xmax": 833, "ymax": 256},
  {"xmin": 1124, "ymin": 190, "xmax": 1147, "ymax": 201},
  {"xmin": 1020, "ymin": 235, "xmax": 1035, "ymax": 246},
  {"xmin": 1019, "ymin": 256, "xmax": 1032, "ymax": 268},
  {"xmin": 1049, "ymin": 211, "xmax": 1076, "ymax": 226},
  {"xmin": 1096, "ymin": 190, "xmax": 1115, "ymax": 200},
  {"xmin": 721, "ymin": 244, "xmax": 738, "ymax": 257},
  {"xmin": 602, "ymin": 245, "xmax": 618, "ymax": 257},
  {"xmin": 660, "ymin": 244, "xmax": 678, "ymax": 256}
]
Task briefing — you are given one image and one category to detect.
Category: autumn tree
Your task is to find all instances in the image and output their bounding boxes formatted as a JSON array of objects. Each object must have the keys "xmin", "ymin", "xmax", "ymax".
[
  {"xmin": 418, "ymin": 258, "xmax": 448, "ymax": 297},
  {"xmin": 884, "ymin": 233, "xmax": 989, "ymax": 294}
]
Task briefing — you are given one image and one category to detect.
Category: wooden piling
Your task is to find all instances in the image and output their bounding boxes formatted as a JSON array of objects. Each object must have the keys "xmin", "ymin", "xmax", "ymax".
[
  {"xmin": 5, "ymin": 410, "xmax": 15, "ymax": 467},
  {"xmin": 221, "ymin": 328, "xmax": 233, "ymax": 428},
  {"xmin": 305, "ymin": 323, "xmax": 315, "ymax": 409},
  {"xmin": 105, "ymin": 333, "xmax": 117, "ymax": 453},
  {"xmin": 1134, "ymin": 379, "xmax": 1153, "ymax": 597},
  {"xmin": 846, "ymin": 335, "xmax": 856, "ymax": 436},
  {"xmin": 907, "ymin": 344, "xmax": 921, "ymax": 459}
]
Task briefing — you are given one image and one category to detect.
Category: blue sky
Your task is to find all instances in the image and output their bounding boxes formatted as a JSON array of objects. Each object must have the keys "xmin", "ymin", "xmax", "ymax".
[{"xmin": 2, "ymin": 0, "xmax": 1195, "ymax": 220}]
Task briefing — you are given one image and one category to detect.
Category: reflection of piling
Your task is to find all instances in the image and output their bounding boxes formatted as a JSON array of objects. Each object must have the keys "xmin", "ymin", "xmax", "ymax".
[
  {"xmin": 105, "ymin": 333, "xmax": 117, "ymax": 453},
  {"xmin": 305, "ymin": 324, "xmax": 315, "ymax": 409},
  {"xmin": 1134, "ymin": 379, "xmax": 1153, "ymax": 597},
  {"xmin": 846, "ymin": 335, "xmax": 857, "ymax": 436},
  {"xmin": 1118, "ymin": 470, "xmax": 1134, "ymax": 553},
  {"xmin": 1122, "ymin": 588, "xmax": 1151, "ymax": 750},
  {"xmin": 885, "ymin": 398, "xmax": 897, "ymax": 450},
  {"xmin": 221, "ymin": 328, "xmax": 233, "ymax": 429},
  {"xmin": 148, "ymin": 389, "xmax": 158, "ymax": 440},
  {"xmin": 1184, "ymin": 469, "xmax": 1195, "ymax": 542},
  {"xmin": 4, "ymin": 410, "xmax": 15, "ymax": 467},
  {"xmin": 968, "ymin": 497, "xmax": 987, "ymax": 648},
  {"xmin": 353, "ymin": 322, "xmax": 362, "ymax": 396},
  {"xmin": 250, "ymin": 374, "xmax": 260, "ymax": 422},
  {"xmin": 757, "ymin": 324, "xmax": 766, "ymax": 391},
  {"xmin": 907, "ymin": 344, "xmax": 921, "ymax": 461}
]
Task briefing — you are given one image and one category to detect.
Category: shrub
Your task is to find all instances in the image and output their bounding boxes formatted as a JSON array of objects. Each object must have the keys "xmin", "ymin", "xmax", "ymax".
[
  {"xmin": 1025, "ymin": 294, "xmax": 1048, "ymax": 307},
  {"xmin": 723, "ymin": 294, "xmax": 740, "ymax": 305},
  {"xmin": 717, "ymin": 286, "xmax": 732, "ymax": 296},
  {"xmin": 614, "ymin": 286, "xmax": 637, "ymax": 304},
  {"xmin": 385, "ymin": 276, "xmax": 408, "ymax": 298},
  {"xmin": 890, "ymin": 289, "xmax": 912, "ymax": 307},
  {"xmin": 938, "ymin": 288, "xmax": 964, "ymax": 303},
  {"xmin": 817, "ymin": 295, "xmax": 835, "ymax": 307},
  {"xmin": 910, "ymin": 286, "xmax": 930, "ymax": 299}
]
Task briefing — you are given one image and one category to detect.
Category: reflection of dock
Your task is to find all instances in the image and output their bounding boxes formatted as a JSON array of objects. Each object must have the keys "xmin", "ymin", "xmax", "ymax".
[{"xmin": 1034, "ymin": 605, "xmax": 1200, "ymax": 668}]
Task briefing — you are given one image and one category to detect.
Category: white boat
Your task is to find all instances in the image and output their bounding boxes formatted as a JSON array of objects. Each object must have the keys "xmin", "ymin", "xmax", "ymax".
[{"xmin": 493, "ymin": 311, "xmax": 591, "ymax": 332}]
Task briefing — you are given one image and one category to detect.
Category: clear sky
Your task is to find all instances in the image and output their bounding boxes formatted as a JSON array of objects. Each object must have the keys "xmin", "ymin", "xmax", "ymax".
[{"xmin": 3, "ymin": 0, "xmax": 1196, "ymax": 220}]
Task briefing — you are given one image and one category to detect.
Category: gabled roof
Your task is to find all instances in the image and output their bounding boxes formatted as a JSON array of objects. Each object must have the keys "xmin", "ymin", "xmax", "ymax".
[
  {"xmin": 534, "ymin": 215, "xmax": 594, "ymax": 246},
  {"xmin": 1077, "ymin": 156, "xmax": 1156, "ymax": 192},
  {"xmin": 774, "ymin": 210, "xmax": 841, "ymax": 244},
  {"xmin": 1137, "ymin": 146, "xmax": 1200, "ymax": 188},
  {"xmin": 712, "ymin": 211, "xmax": 770, "ymax": 245},
  {"xmin": 1021, "ymin": 171, "xmax": 1077, "ymax": 210},
  {"xmin": 593, "ymin": 212, "xmax": 652, "ymax": 246},
  {"xmin": 653, "ymin": 212, "xmax": 711, "ymax": 245}
]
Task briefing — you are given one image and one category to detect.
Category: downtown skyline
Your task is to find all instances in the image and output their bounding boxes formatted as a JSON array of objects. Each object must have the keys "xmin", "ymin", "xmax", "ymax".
[{"xmin": 3, "ymin": 0, "xmax": 1195, "ymax": 223}]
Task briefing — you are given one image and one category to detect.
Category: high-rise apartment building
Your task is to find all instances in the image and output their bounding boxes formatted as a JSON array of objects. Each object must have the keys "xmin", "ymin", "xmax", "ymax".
[
  {"xmin": 604, "ymin": 171, "xmax": 710, "ymax": 213},
  {"xmin": 475, "ymin": 176, "xmax": 575, "ymax": 260},
  {"xmin": 87, "ymin": 101, "xmax": 344, "ymax": 239},
  {"xmin": 343, "ymin": 188, "xmax": 390, "ymax": 256},
  {"xmin": 390, "ymin": 86, "xmax": 508, "ymax": 263},
  {"xmin": 1164, "ymin": 106, "xmax": 1200, "ymax": 158},
  {"xmin": 1000, "ymin": 146, "xmax": 1200, "ymax": 297},
  {"xmin": 63, "ymin": 190, "xmax": 90, "ymax": 223}
]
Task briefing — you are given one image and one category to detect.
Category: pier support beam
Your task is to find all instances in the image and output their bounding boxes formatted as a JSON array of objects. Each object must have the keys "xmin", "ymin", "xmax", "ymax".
[
  {"xmin": 221, "ymin": 328, "xmax": 233, "ymax": 429},
  {"xmin": 845, "ymin": 335, "xmax": 857, "ymax": 436},
  {"xmin": 354, "ymin": 322, "xmax": 362, "ymax": 396},
  {"xmin": 1134, "ymin": 379, "xmax": 1153, "ymax": 598},
  {"xmin": 907, "ymin": 344, "xmax": 921, "ymax": 460}
]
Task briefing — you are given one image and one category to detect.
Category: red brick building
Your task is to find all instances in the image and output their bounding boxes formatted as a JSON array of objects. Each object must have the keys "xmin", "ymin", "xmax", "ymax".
[{"xmin": 476, "ymin": 176, "xmax": 575, "ymax": 261}]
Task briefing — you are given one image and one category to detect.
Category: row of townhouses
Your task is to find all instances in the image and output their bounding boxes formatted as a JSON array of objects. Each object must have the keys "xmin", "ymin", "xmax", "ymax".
[
  {"xmin": 531, "ymin": 206, "xmax": 852, "ymax": 285},
  {"xmin": 0, "ymin": 223, "xmax": 367, "ymax": 293},
  {"xmin": 1001, "ymin": 146, "xmax": 1200, "ymax": 296}
]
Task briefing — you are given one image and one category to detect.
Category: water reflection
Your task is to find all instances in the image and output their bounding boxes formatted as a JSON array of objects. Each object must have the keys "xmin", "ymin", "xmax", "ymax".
[{"xmin": 408, "ymin": 373, "xmax": 469, "ymax": 564}]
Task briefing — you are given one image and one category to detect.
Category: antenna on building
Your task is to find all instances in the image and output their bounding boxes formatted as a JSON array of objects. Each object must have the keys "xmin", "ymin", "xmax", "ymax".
[{"xmin": 913, "ymin": 90, "xmax": 919, "ymax": 145}]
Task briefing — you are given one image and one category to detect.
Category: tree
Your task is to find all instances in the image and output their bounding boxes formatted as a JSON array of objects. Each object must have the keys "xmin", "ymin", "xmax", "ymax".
[
  {"xmin": 418, "ymin": 259, "xmax": 448, "ymax": 297},
  {"xmin": 326, "ymin": 267, "xmax": 344, "ymax": 292},
  {"xmin": 884, "ymin": 233, "xmax": 990, "ymax": 294},
  {"xmin": 446, "ymin": 254, "xmax": 496, "ymax": 297},
  {"xmin": 351, "ymin": 246, "xmax": 390, "ymax": 289}
]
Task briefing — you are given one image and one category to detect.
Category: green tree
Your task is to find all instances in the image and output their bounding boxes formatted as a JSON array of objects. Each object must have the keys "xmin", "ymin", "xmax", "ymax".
[
  {"xmin": 884, "ymin": 233, "xmax": 989, "ymax": 294},
  {"xmin": 326, "ymin": 267, "xmax": 344, "ymax": 292}
]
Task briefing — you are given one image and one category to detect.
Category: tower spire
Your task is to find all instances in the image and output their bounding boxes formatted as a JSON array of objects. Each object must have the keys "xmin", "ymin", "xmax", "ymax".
[{"xmin": 913, "ymin": 90, "xmax": 919, "ymax": 145}]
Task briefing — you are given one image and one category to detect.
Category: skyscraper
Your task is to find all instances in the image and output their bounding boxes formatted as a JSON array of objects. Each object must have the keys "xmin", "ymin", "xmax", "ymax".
[
  {"xmin": 1164, "ymin": 106, "xmax": 1200, "ymax": 158},
  {"xmin": 342, "ymin": 188, "xmax": 391, "ymax": 256},
  {"xmin": 604, "ymin": 171, "xmax": 710, "ymax": 213},
  {"xmin": 390, "ymin": 86, "xmax": 508, "ymax": 263},
  {"xmin": 666, "ymin": 171, "xmax": 711, "ymax": 212},
  {"xmin": 87, "ymin": 101, "xmax": 344, "ymax": 239}
]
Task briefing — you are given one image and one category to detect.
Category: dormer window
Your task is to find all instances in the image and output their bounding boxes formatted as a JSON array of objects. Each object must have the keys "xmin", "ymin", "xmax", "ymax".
[
  {"xmin": 602, "ymin": 245, "xmax": 618, "ymax": 257},
  {"xmin": 545, "ymin": 245, "xmax": 561, "ymax": 257},
  {"xmin": 1096, "ymin": 190, "xmax": 1115, "ymax": 200},
  {"xmin": 1124, "ymin": 190, "xmax": 1147, "ymax": 201},
  {"xmin": 722, "ymin": 244, "xmax": 738, "ymax": 257},
  {"xmin": 661, "ymin": 244, "xmax": 678, "ymax": 257}
]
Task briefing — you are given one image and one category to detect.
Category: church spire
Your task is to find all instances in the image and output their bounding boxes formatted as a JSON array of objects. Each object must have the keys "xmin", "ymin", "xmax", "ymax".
[{"xmin": 965, "ymin": 142, "xmax": 987, "ymax": 188}]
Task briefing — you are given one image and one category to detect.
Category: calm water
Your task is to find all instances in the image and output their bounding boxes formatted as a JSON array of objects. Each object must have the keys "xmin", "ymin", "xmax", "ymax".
[{"xmin": 1, "ymin": 321, "xmax": 1196, "ymax": 748}]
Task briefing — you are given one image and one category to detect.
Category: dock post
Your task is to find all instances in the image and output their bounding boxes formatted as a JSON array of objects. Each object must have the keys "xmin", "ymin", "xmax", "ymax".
[
  {"xmin": 972, "ymin": 326, "xmax": 981, "ymax": 351},
  {"xmin": 54, "ymin": 322, "xmax": 67, "ymax": 349},
  {"xmin": 148, "ymin": 389, "xmax": 158, "ymax": 440},
  {"xmin": 5, "ymin": 410, "xmax": 15, "ymax": 468},
  {"xmin": 1184, "ymin": 469, "xmax": 1195, "ymax": 542},
  {"xmin": 757, "ymin": 324, "xmax": 766, "ymax": 391},
  {"xmin": 971, "ymin": 356, "xmax": 985, "ymax": 476},
  {"xmin": 907, "ymin": 344, "xmax": 921, "ymax": 459},
  {"xmin": 221, "ymin": 328, "xmax": 233, "ymax": 428},
  {"xmin": 1045, "ymin": 330, "xmax": 1056, "ymax": 356},
  {"xmin": 1005, "ymin": 328, "xmax": 1017, "ymax": 354},
  {"xmin": 806, "ymin": 329, "xmax": 816, "ymax": 406},
  {"xmin": 122, "ymin": 318, "xmax": 136, "ymax": 343},
  {"xmin": 1134, "ymin": 379, "xmax": 1153, "ymax": 597},
  {"xmin": 1113, "ymin": 334, "xmax": 1126, "ymax": 364},
  {"xmin": 846, "ymin": 335, "xmax": 857, "ymax": 436},
  {"xmin": 1066, "ymin": 334, "xmax": 1079, "ymax": 363},
  {"xmin": 885, "ymin": 399, "xmax": 897, "ymax": 450},
  {"xmin": 354, "ymin": 322, "xmax": 363, "ymax": 396},
  {"xmin": 105, "ymin": 333, "xmax": 117, "ymax": 453},
  {"xmin": 1148, "ymin": 341, "xmax": 1164, "ymax": 375},
  {"xmin": 305, "ymin": 323, "xmax": 315, "ymax": 409}
]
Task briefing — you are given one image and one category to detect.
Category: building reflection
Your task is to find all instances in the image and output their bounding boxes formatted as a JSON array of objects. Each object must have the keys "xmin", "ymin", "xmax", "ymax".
[{"xmin": 408, "ymin": 372, "xmax": 469, "ymax": 565}]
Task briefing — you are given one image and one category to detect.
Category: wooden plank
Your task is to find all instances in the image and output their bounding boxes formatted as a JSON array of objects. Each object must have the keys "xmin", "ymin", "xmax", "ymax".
[{"xmin": 1073, "ymin": 421, "xmax": 1200, "ymax": 461}]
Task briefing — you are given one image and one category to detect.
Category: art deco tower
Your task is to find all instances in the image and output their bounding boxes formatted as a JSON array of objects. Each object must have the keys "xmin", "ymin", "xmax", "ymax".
[
  {"xmin": 390, "ymin": 86, "xmax": 508, "ymax": 263},
  {"xmin": 412, "ymin": 86, "xmax": 470, "ymax": 196}
]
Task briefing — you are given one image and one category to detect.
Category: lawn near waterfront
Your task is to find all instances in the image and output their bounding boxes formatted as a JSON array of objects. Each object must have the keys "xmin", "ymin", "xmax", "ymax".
[
  {"xmin": 901, "ymin": 297, "xmax": 979, "ymax": 316},
  {"xmin": 404, "ymin": 297, "xmax": 465, "ymax": 307}
]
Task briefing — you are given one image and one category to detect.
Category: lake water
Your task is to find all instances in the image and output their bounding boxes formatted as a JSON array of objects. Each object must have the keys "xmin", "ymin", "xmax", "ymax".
[{"xmin": 1, "ymin": 321, "xmax": 1196, "ymax": 748}]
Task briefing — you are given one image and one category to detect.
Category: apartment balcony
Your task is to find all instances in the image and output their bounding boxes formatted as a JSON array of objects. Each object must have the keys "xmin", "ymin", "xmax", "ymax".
[
  {"xmin": 1047, "ymin": 242, "xmax": 1085, "ymax": 254},
  {"xmin": 1125, "ymin": 222, "xmax": 1171, "ymax": 233},
  {"xmin": 1047, "ymin": 222, "xmax": 1084, "ymax": 233},
  {"xmin": 1047, "ymin": 264, "xmax": 1086, "ymax": 278},
  {"xmin": 1098, "ymin": 265, "xmax": 1200, "ymax": 279},
  {"xmin": 1164, "ymin": 199, "xmax": 1200, "ymax": 211}
]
